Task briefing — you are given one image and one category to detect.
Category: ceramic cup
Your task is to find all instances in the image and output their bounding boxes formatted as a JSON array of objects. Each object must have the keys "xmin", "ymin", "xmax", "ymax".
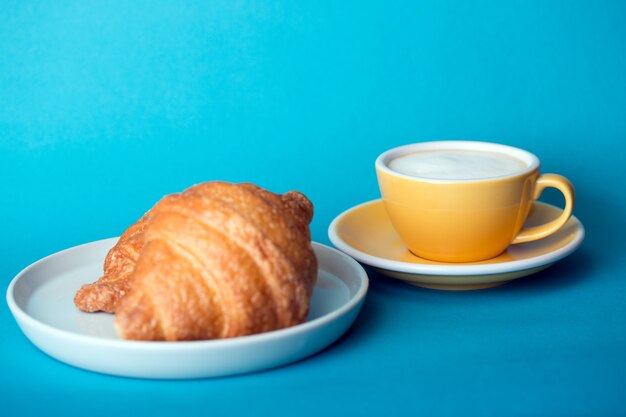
[{"xmin": 375, "ymin": 141, "xmax": 575, "ymax": 262}]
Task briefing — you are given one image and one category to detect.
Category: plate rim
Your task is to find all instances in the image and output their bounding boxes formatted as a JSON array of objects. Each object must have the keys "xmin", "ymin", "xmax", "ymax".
[
  {"xmin": 6, "ymin": 238, "xmax": 369, "ymax": 351},
  {"xmin": 328, "ymin": 199, "xmax": 585, "ymax": 277}
]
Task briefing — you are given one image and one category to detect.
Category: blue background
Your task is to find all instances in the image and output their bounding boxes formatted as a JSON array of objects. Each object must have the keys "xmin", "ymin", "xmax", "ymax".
[{"xmin": 1, "ymin": 1, "xmax": 625, "ymax": 416}]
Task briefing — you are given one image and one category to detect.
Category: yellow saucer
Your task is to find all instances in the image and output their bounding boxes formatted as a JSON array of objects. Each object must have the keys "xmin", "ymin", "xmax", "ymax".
[{"xmin": 328, "ymin": 200, "xmax": 584, "ymax": 290}]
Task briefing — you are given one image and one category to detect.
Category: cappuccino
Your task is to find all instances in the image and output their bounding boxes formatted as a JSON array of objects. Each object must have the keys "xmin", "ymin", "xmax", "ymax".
[{"xmin": 388, "ymin": 149, "xmax": 528, "ymax": 180}]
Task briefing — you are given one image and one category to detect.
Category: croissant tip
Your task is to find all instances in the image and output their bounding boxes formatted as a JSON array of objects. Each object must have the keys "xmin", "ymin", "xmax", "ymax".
[
  {"xmin": 283, "ymin": 190, "xmax": 314, "ymax": 225},
  {"xmin": 73, "ymin": 281, "xmax": 124, "ymax": 313}
]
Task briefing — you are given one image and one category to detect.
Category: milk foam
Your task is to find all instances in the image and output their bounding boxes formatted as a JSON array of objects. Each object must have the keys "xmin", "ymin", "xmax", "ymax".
[{"xmin": 388, "ymin": 149, "xmax": 528, "ymax": 180}]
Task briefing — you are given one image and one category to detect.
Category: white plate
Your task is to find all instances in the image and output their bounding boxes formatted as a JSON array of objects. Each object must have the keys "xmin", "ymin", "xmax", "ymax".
[
  {"xmin": 6, "ymin": 238, "xmax": 368, "ymax": 379},
  {"xmin": 329, "ymin": 200, "xmax": 584, "ymax": 290}
]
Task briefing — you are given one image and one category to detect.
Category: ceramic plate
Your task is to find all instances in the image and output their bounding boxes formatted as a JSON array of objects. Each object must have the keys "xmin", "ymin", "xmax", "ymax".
[
  {"xmin": 329, "ymin": 200, "xmax": 584, "ymax": 290},
  {"xmin": 6, "ymin": 239, "xmax": 368, "ymax": 379}
]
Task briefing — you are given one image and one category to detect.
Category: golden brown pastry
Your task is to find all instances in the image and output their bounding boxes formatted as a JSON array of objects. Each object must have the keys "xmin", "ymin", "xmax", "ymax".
[
  {"xmin": 73, "ymin": 193, "xmax": 181, "ymax": 313},
  {"xmin": 75, "ymin": 182, "xmax": 317, "ymax": 341}
]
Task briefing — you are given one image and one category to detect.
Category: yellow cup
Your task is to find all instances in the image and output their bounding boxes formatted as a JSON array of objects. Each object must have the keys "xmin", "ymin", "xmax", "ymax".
[{"xmin": 375, "ymin": 141, "xmax": 575, "ymax": 262}]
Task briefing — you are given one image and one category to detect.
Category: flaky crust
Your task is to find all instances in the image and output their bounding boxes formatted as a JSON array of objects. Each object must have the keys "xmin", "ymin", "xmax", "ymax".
[
  {"xmin": 73, "ymin": 194, "xmax": 181, "ymax": 313},
  {"xmin": 75, "ymin": 182, "xmax": 317, "ymax": 341}
]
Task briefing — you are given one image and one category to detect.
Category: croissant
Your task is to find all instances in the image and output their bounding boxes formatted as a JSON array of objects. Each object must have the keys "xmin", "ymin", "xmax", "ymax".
[{"xmin": 75, "ymin": 182, "xmax": 318, "ymax": 341}]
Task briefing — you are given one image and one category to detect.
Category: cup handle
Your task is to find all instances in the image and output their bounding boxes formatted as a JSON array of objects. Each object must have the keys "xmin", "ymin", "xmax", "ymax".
[{"xmin": 511, "ymin": 173, "xmax": 575, "ymax": 244}]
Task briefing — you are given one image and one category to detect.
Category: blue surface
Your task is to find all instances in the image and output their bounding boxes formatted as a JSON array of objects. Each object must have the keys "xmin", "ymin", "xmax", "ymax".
[{"xmin": 1, "ymin": 1, "xmax": 625, "ymax": 415}]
